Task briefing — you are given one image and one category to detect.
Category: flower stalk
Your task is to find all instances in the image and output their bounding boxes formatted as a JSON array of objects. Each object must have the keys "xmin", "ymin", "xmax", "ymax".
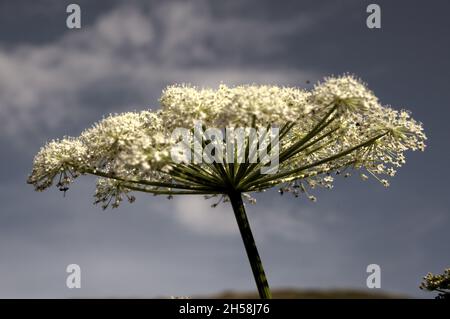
[{"xmin": 229, "ymin": 191, "xmax": 272, "ymax": 299}]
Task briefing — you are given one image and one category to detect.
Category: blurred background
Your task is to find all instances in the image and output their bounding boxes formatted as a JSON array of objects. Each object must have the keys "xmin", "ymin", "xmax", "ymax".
[{"xmin": 0, "ymin": 0, "xmax": 449, "ymax": 298}]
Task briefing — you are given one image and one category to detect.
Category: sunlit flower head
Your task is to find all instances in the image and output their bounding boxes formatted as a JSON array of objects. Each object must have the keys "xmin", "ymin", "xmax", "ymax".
[{"xmin": 28, "ymin": 75, "xmax": 427, "ymax": 208}]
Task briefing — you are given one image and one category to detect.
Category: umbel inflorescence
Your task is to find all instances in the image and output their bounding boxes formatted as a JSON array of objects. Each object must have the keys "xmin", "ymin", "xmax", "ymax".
[
  {"xmin": 28, "ymin": 75, "xmax": 426, "ymax": 206},
  {"xmin": 420, "ymin": 268, "xmax": 450, "ymax": 299},
  {"xmin": 27, "ymin": 75, "xmax": 426, "ymax": 298}
]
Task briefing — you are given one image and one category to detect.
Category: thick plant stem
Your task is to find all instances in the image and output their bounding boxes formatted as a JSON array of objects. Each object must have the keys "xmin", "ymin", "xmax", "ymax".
[{"xmin": 228, "ymin": 191, "xmax": 272, "ymax": 299}]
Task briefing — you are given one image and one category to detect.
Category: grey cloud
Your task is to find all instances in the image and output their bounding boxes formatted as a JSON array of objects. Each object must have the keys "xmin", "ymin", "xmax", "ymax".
[
  {"xmin": 167, "ymin": 195, "xmax": 336, "ymax": 242},
  {"xmin": 0, "ymin": 2, "xmax": 320, "ymax": 148}
]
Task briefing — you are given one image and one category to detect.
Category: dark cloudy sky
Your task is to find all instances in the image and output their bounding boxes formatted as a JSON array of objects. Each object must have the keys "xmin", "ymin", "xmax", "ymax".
[{"xmin": 0, "ymin": 0, "xmax": 449, "ymax": 298}]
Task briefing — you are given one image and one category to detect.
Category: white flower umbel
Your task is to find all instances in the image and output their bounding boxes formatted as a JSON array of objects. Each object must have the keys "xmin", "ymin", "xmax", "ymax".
[{"xmin": 28, "ymin": 75, "xmax": 427, "ymax": 299}]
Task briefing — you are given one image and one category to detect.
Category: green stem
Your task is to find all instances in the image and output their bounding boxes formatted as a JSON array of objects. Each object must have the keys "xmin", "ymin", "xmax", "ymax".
[{"xmin": 228, "ymin": 191, "xmax": 272, "ymax": 299}]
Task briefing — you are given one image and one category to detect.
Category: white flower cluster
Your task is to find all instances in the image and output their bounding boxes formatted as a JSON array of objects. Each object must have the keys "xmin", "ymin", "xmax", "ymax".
[
  {"xmin": 311, "ymin": 75, "xmax": 380, "ymax": 112},
  {"xmin": 27, "ymin": 75, "xmax": 426, "ymax": 208},
  {"xmin": 160, "ymin": 84, "xmax": 312, "ymax": 128},
  {"xmin": 28, "ymin": 138, "xmax": 88, "ymax": 192}
]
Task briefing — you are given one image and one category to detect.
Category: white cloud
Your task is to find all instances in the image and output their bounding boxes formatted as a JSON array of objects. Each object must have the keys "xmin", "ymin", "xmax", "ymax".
[
  {"xmin": 167, "ymin": 195, "xmax": 336, "ymax": 242},
  {"xmin": 172, "ymin": 196, "xmax": 238, "ymax": 236},
  {"xmin": 0, "ymin": 2, "xmax": 320, "ymax": 145}
]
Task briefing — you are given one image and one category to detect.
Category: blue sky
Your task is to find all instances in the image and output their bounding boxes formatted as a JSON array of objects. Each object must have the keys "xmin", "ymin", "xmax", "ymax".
[{"xmin": 0, "ymin": 0, "xmax": 449, "ymax": 298}]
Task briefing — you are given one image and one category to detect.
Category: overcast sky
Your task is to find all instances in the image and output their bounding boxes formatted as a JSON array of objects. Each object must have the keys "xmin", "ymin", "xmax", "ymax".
[{"xmin": 0, "ymin": 0, "xmax": 449, "ymax": 298}]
